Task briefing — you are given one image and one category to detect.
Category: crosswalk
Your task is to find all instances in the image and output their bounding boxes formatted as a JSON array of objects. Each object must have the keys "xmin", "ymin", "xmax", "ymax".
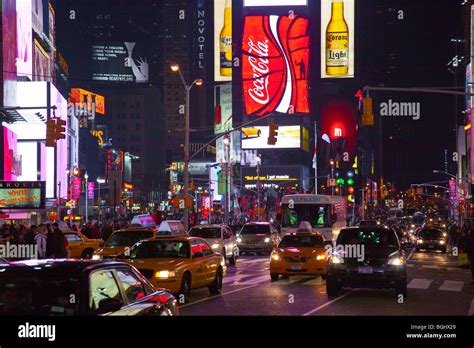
[{"xmin": 228, "ymin": 257, "xmax": 473, "ymax": 292}]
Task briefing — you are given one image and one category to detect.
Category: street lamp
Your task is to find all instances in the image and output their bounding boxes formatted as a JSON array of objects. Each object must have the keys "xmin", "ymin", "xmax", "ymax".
[
  {"xmin": 223, "ymin": 135, "xmax": 231, "ymax": 224},
  {"xmin": 171, "ymin": 63, "xmax": 203, "ymax": 231},
  {"xmin": 84, "ymin": 172, "xmax": 89, "ymax": 224}
]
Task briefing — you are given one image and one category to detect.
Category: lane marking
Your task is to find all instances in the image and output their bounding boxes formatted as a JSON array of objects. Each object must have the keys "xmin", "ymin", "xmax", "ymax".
[
  {"xmin": 421, "ymin": 265, "xmax": 438, "ymax": 269},
  {"xmin": 303, "ymin": 290, "xmax": 358, "ymax": 316},
  {"xmin": 469, "ymin": 299, "xmax": 474, "ymax": 316},
  {"xmin": 238, "ymin": 275, "xmax": 271, "ymax": 285},
  {"xmin": 222, "ymin": 274, "xmax": 253, "ymax": 284},
  {"xmin": 180, "ymin": 284, "xmax": 261, "ymax": 308},
  {"xmin": 301, "ymin": 277, "xmax": 325, "ymax": 285},
  {"xmin": 407, "ymin": 264, "xmax": 415, "ymax": 268},
  {"xmin": 272, "ymin": 275, "xmax": 313, "ymax": 285},
  {"xmin": 407, "ymin": 278, "xmax": 432, "ymax": 289},
  {"xmin": 438, "ymin": 280, "xmax": 465, "ymax": 292}
]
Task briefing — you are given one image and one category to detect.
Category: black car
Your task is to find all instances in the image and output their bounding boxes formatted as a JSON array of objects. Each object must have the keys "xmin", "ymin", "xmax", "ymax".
[
  {"xmin": 358, "ymin": 220, "xmax": 379, "ymax": 227},
  {"xmin": 326, "ymin": 227, "xmax": 408, "ymax": 298},
  {"xmin": 0, "ymin": 260, "xmax": 178, "ymax": 316},
  {"xmin": 415, "ymin": 228, "xmax": 447, "ymax": 253}
]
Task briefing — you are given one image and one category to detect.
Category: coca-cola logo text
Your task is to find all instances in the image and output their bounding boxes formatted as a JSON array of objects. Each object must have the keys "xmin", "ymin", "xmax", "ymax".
[{"xmin": 247, "ymin": 38, "xmax": 270, "ymax": 105}]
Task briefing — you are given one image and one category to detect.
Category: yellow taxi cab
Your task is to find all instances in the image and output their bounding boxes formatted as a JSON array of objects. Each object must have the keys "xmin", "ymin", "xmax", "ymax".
[
  {"xmin": 92, "ymin": 228, "xmax": 155, "ymax": 260},
  {"xmin": 124, "ymin": 236, "xmax": 226, "ymax": 299},
  {"xmin": 242, "ymin": 127, "xmax": 261, "ymax": 138},
  {"xmin": 64, "ymin": 231, "xmax": 102, "ymax": 259},
  {"xmin": 270, "ymin": 232, "xmax": 328, "ymax": 281}
]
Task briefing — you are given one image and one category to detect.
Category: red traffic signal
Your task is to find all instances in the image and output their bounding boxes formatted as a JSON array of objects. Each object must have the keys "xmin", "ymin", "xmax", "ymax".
[{"xmin": 348, "ymin": 186, "xmax": 355, "ymax": 194}]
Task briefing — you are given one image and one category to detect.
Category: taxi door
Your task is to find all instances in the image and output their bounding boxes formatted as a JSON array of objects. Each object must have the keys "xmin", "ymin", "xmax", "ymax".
[
  {"xmin": 66, "ymin": 233, "xmax": 84, "ymax": 258},
  {"xmin": 190, "ymin": 239, "xmax": 207, "ymax": 287},
  {"xmin": 197, "ymin": 240, "xmax": 219, "ymax": 284}
]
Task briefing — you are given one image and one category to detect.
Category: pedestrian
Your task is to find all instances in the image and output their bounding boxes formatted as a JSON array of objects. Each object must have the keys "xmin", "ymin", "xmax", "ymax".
[
  {"xmin": 35, "ymin": 225, "xmax": 48, "ymax": 259},
  {"xmin": 45, "ymin": 224, "xmax": 59, "ymax": 258},
  {"xmin": 52, "ymin": 223, "xmax": 68, "ymax": 258},
  {"xmin": 448, "ymin": 222, "xmax": 458, "ymax": 249}
]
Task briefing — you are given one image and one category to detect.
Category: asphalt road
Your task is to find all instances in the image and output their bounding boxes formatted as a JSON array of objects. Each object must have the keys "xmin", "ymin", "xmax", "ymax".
[{"xmin": 180, "ymin": 249, "xmax": 474, "ymax": 316}]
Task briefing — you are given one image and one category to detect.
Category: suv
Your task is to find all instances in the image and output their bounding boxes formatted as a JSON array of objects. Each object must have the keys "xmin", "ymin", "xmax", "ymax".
[
  {"xmin": 326, "ymin": 227, "xmax": 408, "ymax": 298},
  {"xmin": 415, "ymin": 228, "xmax": 447, "ymax": 253},
  {"xmin": 237, "ymin": 222, "xmax": 281, "ymax": 255},
  {"xmin": 188, "ymin": 224, "xmax": 239, "ymax": 265}
]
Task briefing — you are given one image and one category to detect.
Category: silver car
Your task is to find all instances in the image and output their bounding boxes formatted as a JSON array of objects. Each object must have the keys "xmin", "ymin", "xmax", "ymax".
[
  {"xmin": 188, "ymin": 224, "xmax": 239, "ymax": 265},
  {"xmin": 237, "ymin": 222, "xmax": 281, "ymax": 255}
]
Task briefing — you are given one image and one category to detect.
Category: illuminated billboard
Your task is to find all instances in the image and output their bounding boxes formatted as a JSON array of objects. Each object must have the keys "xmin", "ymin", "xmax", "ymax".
[
  {"xmin": 32, "ymin": 0, "xmax": 44, "ymax": 35},
  {"xmin": 244, "ymin": 0, "xmax": 307, "ymax": 6},
  {"xmin": 16, "ymin": 0, "xmax": 33, "ymax": 79},
  {"xmin": 321, "ymin": 0, "xmax": 355, "ymax": 79},
  {"xmin": 320, "ymin": 98, "xmax": 358, "ymax": 170},
  {"xmin": 241, "ymin": 125, "xmax": 301, "ymax": 149},
  {"xmin": 3, "ymin": 0, "xmax": 18, "ymax": 107},
  {"xmin": 216, "ymin": 131, "xmax": 241, "ymax": 164},
  {"xmin": 0, "ymin": 181, "xmax": 45, "ymax": 209},
  {"xmin": 242, "ymin": 166, "xmax": 302, "ymax": 188},
  {"xmin": 70, "ymin": 88, "xmax": 106, "ymax": 115},
  {"xmin": 34, "ymin": 39, "xmax": 51, "ymax": 81},
  {"xmin": 92, "ymin": 42, "xmax": 149, "ymax": 83},
  {"xmin": 214, "ymin": 0, "xmax": 232, "ymax": 82},
  {"xmin": 242, "ymin": 15, "xmax": 310, "ymax": 116},
  {"xmin": 2, "ymin": 127, "xmax": 20, "ymax": 181},
  {"xmin": 214, "ymin": 84, "xmax": 232, "ymax": 134}
]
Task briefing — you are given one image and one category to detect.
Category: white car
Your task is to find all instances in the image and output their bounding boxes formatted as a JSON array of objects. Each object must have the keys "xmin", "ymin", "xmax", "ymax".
[{"xmin": 188, "ymin": 224, "xmax": 239, "ymax": 265}]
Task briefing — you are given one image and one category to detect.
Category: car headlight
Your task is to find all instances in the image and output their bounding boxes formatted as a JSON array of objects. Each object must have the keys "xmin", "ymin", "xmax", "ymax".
[
  {"xmin": 442, "ymin": 233, "xmax": 447, "ymax": 238},
  {"xmin": 329, "ymin": 254, "xmax": 344, "ymax": 264},
  {"xmin": 155, "ymin": 270, "xmax": 176, "ymax": 279},
  {"xmin": 388, "ymin": 256, "xmax": 405, "ymax": 266},
  {"xmin": 237, "ymin": 237, "xmax": 242, "ymax": 243},
  {"xmin": 417, "ymin": 239, "xmax": 424, "ymax": 244},
  {"xmin": 316, "ymin": 254, "xmax": 326, "ymax": 261},
  {"xmin": 264, "ymin": 237, "xmax": 271, "ymax": 243},
  {"xmin": 211, "ymin": 243, "xmax": 221, "ymax": 249},
  {"xmin": 271, "ymin": 253, "xmax": 281, "ymax": 261},
  {"xmin": 411, "ymin": 224, "xmax": 415, "ymax": 228},
  {"xmin": 439, "ymin": 240, "xmax": 445, "ymax": 245},
  {"xmin": 92, "ymin": 254, "xmax": 102, "ymax": 261}
]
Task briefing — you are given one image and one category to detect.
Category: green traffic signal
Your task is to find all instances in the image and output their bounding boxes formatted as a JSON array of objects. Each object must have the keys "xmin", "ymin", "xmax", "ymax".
[{"xmin": 347, "ymin": 178, "xmax": 354, "ymax": 186}]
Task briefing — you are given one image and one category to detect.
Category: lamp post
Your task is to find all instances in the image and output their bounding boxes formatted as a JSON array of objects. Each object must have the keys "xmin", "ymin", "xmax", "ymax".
[
  {"xmin": 171, "ymin": 63, "xmax": 203, "ymax": 231},
  {"xmin": 84, "ymin": 172, "xmax": 89, "ymax": 224},
  {"xmin": 66, "ymin": 169, "xmax": 71, "ymax": 226},
  {"xmin": 223, "ymin": 134, "xmax": 231, "ymax": 224},
  {"xmin": 256, "ymin": 154, "xmax": 262, "ymax": 222},
  {"xmin": 330, "ymin": 159, "xmax": 335, "ymax": 196}
]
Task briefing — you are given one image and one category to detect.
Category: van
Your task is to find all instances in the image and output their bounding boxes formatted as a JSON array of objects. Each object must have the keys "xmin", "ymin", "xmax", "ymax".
[{"xmin": 157, "ymin": 220, "xmax": 187, "ymax": 236}]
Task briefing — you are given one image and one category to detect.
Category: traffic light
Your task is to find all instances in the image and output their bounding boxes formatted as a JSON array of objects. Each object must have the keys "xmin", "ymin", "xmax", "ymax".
[
  {"xmin": 346, "ymin": 170, "xmax": 355, "ymax": 197},
  {"xmin": 362, "ymin": 97, "xmax": 374, "ymax": 126},
  {"xmin": 267, "ymin": 121, "xmax": 279, "ymax": 145},
  {"xmin": 46, "ymin": 119, "xmax": 57, "ymax": 147},
  {"xmin": 55, "ymin": 119, "xmax": 67, "ymax": 140}
]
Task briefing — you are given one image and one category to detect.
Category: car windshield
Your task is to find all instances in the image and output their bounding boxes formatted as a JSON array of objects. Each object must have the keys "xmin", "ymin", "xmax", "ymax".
[
  {"xmin": 0, "ymin": 271, "xmax": 80, "ymax": 315},
  {"xmin": 240, "ymin": 225, "xmax": 271, "ymax": 235},
  {"xmin": 129, "ymin": 240, "xmax": 190, "ymax": 259},
  {"xmin": 281, "ymin": 204, "xmax": 331, "ymax": 228},
  {"xmin": 279, "ymin": 235, "xmax": 324, "ymax": 248},
  {"xmin": 188, "ymin": 227, "xmax": 221, "ymax": 239},
  {"xmin": 359, "ymin": 220, "xmax": 378, "ymax": 226},
  {"xmin": 104, "ymin": 231, "xmax": 154, "ymax": 247},
  {"xmin": 338, "ymin": 229, "xmax": 398, "ymax": 248},
  {"xmin": 418, "ymin": 229, "xmax": 443, "ymax": 239}
]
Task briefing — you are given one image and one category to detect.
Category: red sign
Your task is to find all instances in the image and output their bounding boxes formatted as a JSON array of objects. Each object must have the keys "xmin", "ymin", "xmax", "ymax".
[
  {"xmin": 242, "ymin": 15, "xmax": 310, "ymax": 117},
  {"xmin": 72, "ymin": 177, "xmax": 81, "ymax": 200}
]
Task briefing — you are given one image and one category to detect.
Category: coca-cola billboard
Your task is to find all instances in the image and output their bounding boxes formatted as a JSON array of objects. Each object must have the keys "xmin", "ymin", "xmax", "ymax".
[{"xmin": 242, "ymin": 15, "xmax": 310, "ymax": 117}]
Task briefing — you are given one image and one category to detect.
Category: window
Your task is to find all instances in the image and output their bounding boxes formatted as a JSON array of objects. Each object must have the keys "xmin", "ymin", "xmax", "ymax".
[
  {"xmin": 89, "ymin": 270, "xmax": 122, "ymax": 311},
  {"xmin": 199, "ymin": 241, "xmax": 212, "ymax": 256},
  {"xmin": 191, "ymin": 240, "xmax": 202, "ymax": 257},
  {"xmin": 223, "ymin": 229, "xmax": 232, "ymax": 239},
  {"xmin": 65, "ymin": 234, "xmax": 82, "ymax": 243},
  {"xmin": 116, "ymin": 269, "xmax": 146, "ymax": 304}
]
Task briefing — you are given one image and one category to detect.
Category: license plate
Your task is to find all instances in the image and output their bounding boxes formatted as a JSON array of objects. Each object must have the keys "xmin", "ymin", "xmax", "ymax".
[
  {"xmin": 428, "ymin": 245, "xmax": 434, "ymax": 249},
  {"xmin": 291, "ymin": 265, "xmax": 302, "ymax": 271},
  {"xmin": 358, "ymin": 266, "xmax": 373, "ymax": 274}
]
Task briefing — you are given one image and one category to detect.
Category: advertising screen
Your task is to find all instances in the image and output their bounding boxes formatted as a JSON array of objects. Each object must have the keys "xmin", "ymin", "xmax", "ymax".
[
  {"xmin": 16, "ymin": 0, "xmax": 33, "ymax": 79},
  {"xmin": 214, "ymin": 84, "xmax": 232, "ymax": 134},
  {"xmin": 214, "ymin": 0, "xmax": 232, "ymax": 82},
  {"xmin": 92, "ymin": 42, "xmax": 149, "ymax": 83},
  {"xmin": 70, "ymin": 88, "xmax": 106, "ymax": 115},
  {"xmin": 3, "ymin": 0, "xmax": 18, "ymax": 107},
  {"xmin": 32, "ymin": 0, "xmax": 43, "ymax": 35},
  {"xmin": 0, "ymin": 181, "xmax": 45, "ymax": 209},
  {"xmin": 244, "ymin": 0, "xmax": 307, "ymax": 6},
  {"xmin": 242, "ymin": 15, "xmax": 310, "ymax": 117},
  {"xmin": 321, "ymin": 0, "xmax": 355, "ymax": 79},
  {"xmin": 34, "ymin": 39, "xmax": 51, "ymax": 81},
  {"xmin": 2, "ymin": 127, "xmax": 20, "ymax": 181},
  {"xmin": 320, "ymin": 98, "xmax": 358, "ymax": 170},
  {"xmin": 242, "ymin": 166, "xmax": 301, "ymax": 188},
  {"xmin": 241, "ymin": 125, "xmax": 301, "ymax": 149},
  {"xmin": 216, "ymin": 131, "xmax": 241, "ymax": 164}
]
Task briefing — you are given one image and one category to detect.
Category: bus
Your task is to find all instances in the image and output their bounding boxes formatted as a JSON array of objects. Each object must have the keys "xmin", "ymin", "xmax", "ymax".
[{"xmin": 279, "ymin": 194, "xmax": 347, "ymax": 241}]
